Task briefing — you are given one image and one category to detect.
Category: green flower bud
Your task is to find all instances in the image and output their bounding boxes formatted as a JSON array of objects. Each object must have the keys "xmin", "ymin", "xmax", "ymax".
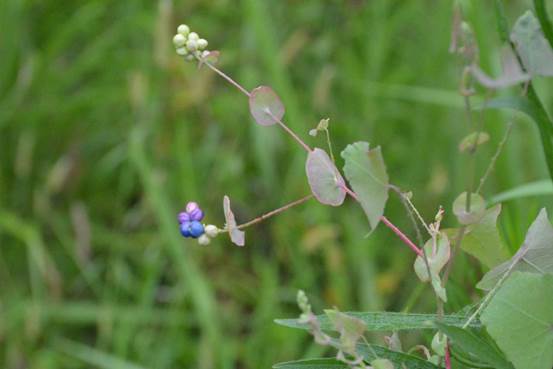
[
  {"xmin": 186, "ymin": 39, "xmax": 197, "ymax": 51},
  {"xmin": 173, "ymin": 33, "xmax": 186, "ymax": 48},
  {"xmin": 197, "ymin": 39, "xmax": 208, "ymax": 50},
  {"xmin": 188, "ymin": 32, "xmax": 199, "ymax": 41},
  {"xmin": 177, "ymin": 24, "xmax": 190, "ymax": 36},
  {"xmin": 176, "ymin": 47, "xmax": 188, "ymax": 56}
]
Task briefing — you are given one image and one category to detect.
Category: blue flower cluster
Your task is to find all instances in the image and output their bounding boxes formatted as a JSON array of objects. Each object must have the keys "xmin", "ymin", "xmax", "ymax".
[{"xmin": 178, "ymin": 202, "xmax": 205, "ymax": 238}]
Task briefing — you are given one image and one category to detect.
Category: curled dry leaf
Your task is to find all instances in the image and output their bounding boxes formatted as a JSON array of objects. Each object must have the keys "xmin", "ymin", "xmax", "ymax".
[{"xmin": 223, "ymin": 195, "xmax": 245, "ymax": 246}]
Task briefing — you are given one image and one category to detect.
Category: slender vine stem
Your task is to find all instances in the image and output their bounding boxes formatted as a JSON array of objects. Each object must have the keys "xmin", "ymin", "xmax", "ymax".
[
  {"xmin": 534, "ymin": 0, "xmax": 553, "ymax": 50},
  {"xmin": 266, "ymin": 110, "xmax": 312, "ymax": 153},
  {"xmin": 233, "ymin": 194, "xmax": 314, "ymax": 231},
  {"xmin": 201, "ymin": 59, "xmax": 251, "ymax": 97}
]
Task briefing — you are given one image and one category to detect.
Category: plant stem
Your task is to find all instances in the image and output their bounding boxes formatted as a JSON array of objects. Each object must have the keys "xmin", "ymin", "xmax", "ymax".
[
  {"xmin": 266, "ymin": 109, "xmax": 312, "ymax": 153},
  {"xmin": 235, "ymin": 194, "xmax": 313, "ymax": 230},
  {"xmin": 476, "ymin": 121, "xmax": 513, "ymax": 194},
  {"xmin": 342, "ymin": 185, "xmax": 423, "ymax": 256},
  {"xmin": 380, "ymin": 216, "xmax": 423, "ymax": 257},
  {"xmin": 445, "ymin": 343, "xmax": 452, "ymax": 369},
  {"xmin": 202, "ymin": 59, "xmax": 251, "ymax": 97}
]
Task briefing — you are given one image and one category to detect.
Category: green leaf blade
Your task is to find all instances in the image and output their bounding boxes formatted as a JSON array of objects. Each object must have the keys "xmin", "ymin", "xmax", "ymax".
[
  {"xmin": 482, "ymin": 272, "xmax": 553, "ymax": 369},
  {"xmin": 341, "ymin": 142, "xmax": 389, "ymax": 231},
  {"xmin": 275, "ymin": 311, "xmax": 480, "ymax": 332}
]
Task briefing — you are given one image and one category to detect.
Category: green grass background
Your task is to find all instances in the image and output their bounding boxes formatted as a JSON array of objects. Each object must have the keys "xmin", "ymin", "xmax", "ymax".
[{"xmin": 0, "ymin": 0, "xmax": 552, "ymax": 368}]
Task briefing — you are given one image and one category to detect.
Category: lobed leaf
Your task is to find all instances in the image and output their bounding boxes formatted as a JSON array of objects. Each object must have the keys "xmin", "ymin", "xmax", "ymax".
[
  {"xmin": 275, "ymin": 311, "xmax": 480, "ymax": 332},
  {"xmin": 461, "ymin": 204, "xmax": 510, "ymax": 269},
  {"xmin": 223, "ymin": 195, "xmax": 245, "ymax": 246},
  {"xmin": 305, "ymin": 148, "xmax": 346, "ymax": 206},
  {"xmin": 477, "ymin": 208, "xmax": 553, "ymax": 290},
  {"xmin": 482, "ymin": 272, "xmax": 553, "ymax": 369},
  {"xmin": 249, "ymin": 86, "xmax": 285, "ymax": 126},
  {"xmin": 341, "ymin": 142, "xmax": 389, "ymax": 231}
]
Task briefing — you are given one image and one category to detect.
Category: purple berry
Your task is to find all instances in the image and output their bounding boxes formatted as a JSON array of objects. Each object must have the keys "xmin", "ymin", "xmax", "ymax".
[
  {"xmin": 186, "ymin": 202, "xmax": 199, "ymax": 213},
  {"xmin": 189, "ymin": 221, "xmax": 205, "ymax": 238},
  {"xmin": 189, "ymin": 208, "xmax": 204, "ymax": 221},
  {"xmin": 180, "ymin": 221, "xmax": 192, "ymax": 237},
  {"xmin": 178, "ymin": 212, "xmax": 191, "ymax": 223}
]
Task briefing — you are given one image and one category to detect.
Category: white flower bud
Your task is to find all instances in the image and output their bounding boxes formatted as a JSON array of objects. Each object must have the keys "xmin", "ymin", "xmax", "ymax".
[
  {"xmin": 186, "ymin": 39, "xmax": 197, "ymax": 51},
  {"xmin": 177, "ymin": 24, "xmax": 190, "ymax": 36},
  {"xmin": 198, "ymin": 234, "xmax": 210, "ymax": 246},
  {"xmin": 188, "ymin": 32, "xmax": 199, "ymax": 41},
  {"xmin": 185, "ymin": 54, "xmax": 195, "ymax": 61},
  {"xmin": 197, "ymin": 39, "xmax": 208, "ymax": 50},
  {"xmin": 204, "ymin": 225, "xmax": 219, "ymax": 238},
  {"xmin": 176, "ymin": 47, "xmax": 188, "ymax": 56},
  {"xmin": 202, "ymin": 50, "xmax": 210, "ymax": 58},
  {"xmin": 173, "ymin": 33, "xmax": 186, "ymax": 47}
]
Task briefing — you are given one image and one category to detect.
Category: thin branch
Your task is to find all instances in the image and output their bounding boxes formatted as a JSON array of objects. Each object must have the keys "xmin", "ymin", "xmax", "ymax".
[
  {"xmin": 476, "ymin": 121, "xmax": 513, "ymax": 194},
  {"xmin": 235, "ymin": 194, "xmax": 314, "ymax": 230},
  {"xmin": 266, "ymin": 109, "xmax": 312, "ymax": 153}
]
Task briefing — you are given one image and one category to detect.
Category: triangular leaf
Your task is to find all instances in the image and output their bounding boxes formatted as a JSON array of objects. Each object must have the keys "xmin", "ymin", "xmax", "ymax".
[
  {"xmin": 414, "ymin": 233, "xmax": 451, "ymax": 282},
  {"xmin": 511, "ymin": 11, "xmax": 553, "ymax": 77},
  {"xmin": 249, "ymin": 86, "xmax": 285, "ymax": 126},
  {"xmin": 482, "ymin": 272, "xmax": 553, "ymax": 369},
  {"xmin": 223, "ymin": 195, "xmax": 245, "ymax": 246},
  {"xmin": 341, "ymin": 142, "xmax": 389, "ymax": 231},
  {"xmin": 461, "ymin": 205, "xmax": 510, "ymax": 269},
  {"xmin": 306, "ymin": 148, "xmax": 346, "ymax": 206},
  {"xmin": 477, "ymin": 208, "xmax": 553, "ymax": 290}
]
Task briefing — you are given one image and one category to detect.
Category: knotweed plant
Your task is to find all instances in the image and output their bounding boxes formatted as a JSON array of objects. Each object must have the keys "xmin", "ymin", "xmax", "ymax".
[{"xmin": 173, "ymin": 2, "xmax": 553, "ymax": 369}]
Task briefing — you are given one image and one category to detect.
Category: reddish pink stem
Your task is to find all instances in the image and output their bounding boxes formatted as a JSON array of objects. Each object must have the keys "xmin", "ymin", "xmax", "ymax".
[
  {"xmin": 445, "ymin": 343, "xmax": 452, "ymax": 369},
  {"xmin": 342, "ymin": 184, "xmax": 423, "ymax": 257},
  {"xmin": 380, "ymin": 216, "xmax": 423, "ymax": 257}
]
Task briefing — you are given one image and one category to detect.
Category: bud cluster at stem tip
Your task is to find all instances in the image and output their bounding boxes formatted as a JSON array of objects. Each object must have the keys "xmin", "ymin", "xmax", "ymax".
[{"xmin": 173, "ymin": 24, "xmax": 210, "ymax": 62}]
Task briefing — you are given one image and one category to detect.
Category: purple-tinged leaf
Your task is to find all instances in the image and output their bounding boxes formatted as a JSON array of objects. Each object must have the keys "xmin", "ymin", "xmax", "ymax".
[
  {"xmin": 223, "ymin": 195, "xmax": 245, "ymax": 246},
  {"xmin": 470, "ymin": 48, "xmax": 530, "ymax": 89},
  {"xmin": 305, "ymin": 148, "xmax": 346, "ymax": 206},
  {"xmin": 248, "ymin": 86, "xmax": 285, "ymax": 126}
]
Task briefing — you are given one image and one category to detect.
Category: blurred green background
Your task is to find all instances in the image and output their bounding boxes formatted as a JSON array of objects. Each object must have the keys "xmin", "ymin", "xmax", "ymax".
[{"xmin": 1, "ymin": 0, "xmax": 552, "ymax": 368}]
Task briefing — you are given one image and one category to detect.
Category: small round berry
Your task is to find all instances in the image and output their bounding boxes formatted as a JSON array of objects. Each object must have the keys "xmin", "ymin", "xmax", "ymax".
[
  {"xmin": 198, "ymin": 234, "xmax": 210, "ymax": 246},
  {"xmin": 177, "ymin": 24, "xmax": 190, "ymax": 36},
  {"xmin": 204, "ymin": 224, "xmax": 219, "ymax": 238},
  {"xmin": 178, "ymin": 212, "xmax": 191, "ymax": 223},
  {"xmin": 173, "ymin": 33, "xmax": 186, "ymax": 47},
  {"xmin": 189, "ymin": 208, "xmax": 204, "ymax": 222},
  {"xmin": 186, "ymin": 39, "xmax": 197, "ymax": 51},
  {"xmin": 197, "ymin": 39, "xmax": 208, "ymax": 50},
  {"xmin": 185, "ymin": 54, "xmax": 195, "ymax": 61},
  {"xmin": 189, "ymin": 221, "xmax": 205, "ymax": 238},
  {"xmin": 188, "ymin": 32, "xmax": 199, "ymax": 41},
  {"xmin": 176, "ymin": 47, "xmax": 188, "ymax": 56},
  {"xmin": 180, "ymin": 221, "xmax": 192, "ymax": 237},
  {"xmin": 186, "ymin": 202, "xmax": 199, "ymax": 213}
]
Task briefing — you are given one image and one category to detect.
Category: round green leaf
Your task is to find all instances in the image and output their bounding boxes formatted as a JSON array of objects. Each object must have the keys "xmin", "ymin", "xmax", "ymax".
[
  {"xmin": 305, "ymin": 148, "xmax": 346, "ymax": 206},
  {"xmin": 452, "ymin": 192, "xmax": 486, "ymax": 225},
  {"xmin": 248, "ymin": 86, "xmax": 285, "ymax": 126}
]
